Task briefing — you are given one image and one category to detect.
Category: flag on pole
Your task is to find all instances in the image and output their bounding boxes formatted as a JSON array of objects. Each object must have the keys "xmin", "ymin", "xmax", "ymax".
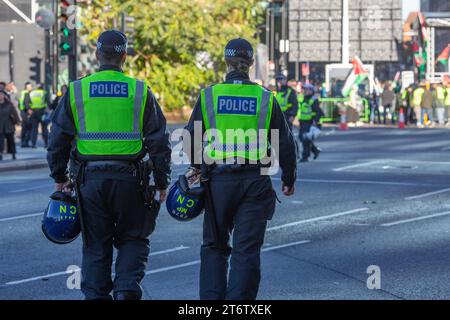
[
  {"xmin": 436, "ymin": 45, "xmax": 450, "ymax": 65},
  {"xmin": 341, "ymin": 57, "xmax": 368, "ymax": 97}
]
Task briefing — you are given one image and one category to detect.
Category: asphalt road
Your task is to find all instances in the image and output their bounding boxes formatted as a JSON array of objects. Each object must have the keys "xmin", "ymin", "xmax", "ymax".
[{"xmin": 1, "ymin": 127, "xmax": 450, "ymax": 300}]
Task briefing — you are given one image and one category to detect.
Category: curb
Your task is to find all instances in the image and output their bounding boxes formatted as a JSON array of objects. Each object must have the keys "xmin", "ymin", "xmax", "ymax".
[{"xmin": 0, "ymin": 159, "xmax": 48, "ymax": 173}]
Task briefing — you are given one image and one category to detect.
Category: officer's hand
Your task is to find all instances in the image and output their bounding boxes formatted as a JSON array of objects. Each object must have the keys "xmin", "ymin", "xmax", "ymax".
[
  {"xmin": 157, "ymin": 189, "xmax": 167, "ymax": 203},
  {"xmin": 282, "ymin": 185, "xmax": 295, "ymax": 196},
  {"xmin": 55, "ymin": 181, "xmax": 72, "ymax": 193}
]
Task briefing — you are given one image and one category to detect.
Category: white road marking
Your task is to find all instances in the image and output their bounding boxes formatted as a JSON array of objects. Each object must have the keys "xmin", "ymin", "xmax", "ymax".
[
  {"xmin": 272, "ymin": 177, "xmax": 436, "ymax": 187},
  {"xmin": 291, "ymin": 200, "xmax": 303, "ymax": 204},
  {"xmin": 380, "ymin": 211, "xmax": 450, "ymax": 227},
  {"xmin": 405, "ymin": 188, "xmax": 450, "ymax": 200},
  {"xmin": 266, "ymin": 208, "xmax": 369, "ymax": 231},
  {"xmin": 146, "ymin": 240, "xmax": 312, "ymax": 275},
  {"xmin": 332, "ymin": 160, "xmax": 382, "ymax": 172},
  {"xmin": 9, "ymin": 184, "xmax": 52, "ymax": 193},
  {"xmin": 2, "ymin": 246, "xmax": 191, "ymax": 286},
  {"xmin": 2, "ymin": 241, "xmax": 311, "ymax": 286},
  {"xmin": 0, "ymin": 212, "xmax": 43, "ymax": 222}
]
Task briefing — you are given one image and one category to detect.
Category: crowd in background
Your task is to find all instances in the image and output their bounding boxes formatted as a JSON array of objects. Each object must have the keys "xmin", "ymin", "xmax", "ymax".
[{"xmin": 0, "ymin": 81, "xmax": 65, "ymax": 161}]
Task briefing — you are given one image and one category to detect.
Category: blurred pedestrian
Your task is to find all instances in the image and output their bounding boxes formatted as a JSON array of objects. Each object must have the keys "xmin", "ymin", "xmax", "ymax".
[
  {"xmin": 433, "ymin": 82, "xmax": 446, "ymax": 126},
  {"xmin": 446, "ymin": 82, "xmax": 450, "ymax": 126},
  {"xmin": 49, "ymin": 85, "xmax": 67, "ymax": 111},
  {"xmin": 381, "ymin": 81, "xmax": 395, "ymax": 125},
  {"xmin": 0, "ymin": 89, "xmax": 20, "ymax": 160},
  {"xmin": 421, "ymin": 82, "xmax": 434, "ymax": 127},
  {"xmin": 18, "ymin": 82, "xmax": 33, "ymax": 147},
  {"xmin": 29, "ymin": 83, "xmax": 49, "ymax": 148},
  {"xmin": 413, "ymin": 83, "xmax": 425, "ymax": 127}
]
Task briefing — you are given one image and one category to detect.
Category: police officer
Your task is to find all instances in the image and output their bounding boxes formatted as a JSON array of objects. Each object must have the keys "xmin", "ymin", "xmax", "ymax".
[
  {"xmin": 18, "ymin": 82, "xmax": 33, "ymax": 147},
  {"xmin": 47, "ymin": 30, "xmax": 172, "ymax": 300},
  {"xmin": 297, "ymin": 83, "xmax": 322, "ymax": 162},
  {"xmin": 275, "ymin": 73, "xmax": 298, "ymax": 131},
  {"xmin": 29, "ymin": 83, "xmax": 49, "ymax": 148},
  {"xmin": 184, "ymin": 38, "xmax": 297, "ymax": 300}
]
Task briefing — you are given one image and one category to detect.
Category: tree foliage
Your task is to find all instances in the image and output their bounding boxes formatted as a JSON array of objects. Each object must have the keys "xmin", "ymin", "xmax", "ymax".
[{"xmin": 81, "ymin": 0, "xmax": 265, "ymax": 111}]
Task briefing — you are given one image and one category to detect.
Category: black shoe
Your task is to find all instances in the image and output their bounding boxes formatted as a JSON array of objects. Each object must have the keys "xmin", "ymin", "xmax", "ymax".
[
  {"xmin": 12, "ymin": 154, "xmax": 16, "ymax": 160},
  {"xmin": 0, "ymin": 154, "xmax": 3, "ymax": 161},
  {"xmin": 113, "ymin": 291, "xmax": 140, "ymax": 300},
  {"xmin": 313, "ymin": 148, "xmax": 322, "ymax": 160}
]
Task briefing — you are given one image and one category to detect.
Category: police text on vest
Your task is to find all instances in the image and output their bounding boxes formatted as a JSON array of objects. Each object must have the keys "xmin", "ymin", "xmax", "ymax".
[
  {"xmin": 217, "ymin": 96, "xmax": 257, "ymax": 115},
  {"xmin": 89, "ymin": 81, "xmax": 129, "ymax": 98}
]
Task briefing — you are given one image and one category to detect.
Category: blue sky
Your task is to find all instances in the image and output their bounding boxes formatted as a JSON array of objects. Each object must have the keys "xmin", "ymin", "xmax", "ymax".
[{"xmin": 403, "ymin": 0, "xmax": 420, "ymax": 20}]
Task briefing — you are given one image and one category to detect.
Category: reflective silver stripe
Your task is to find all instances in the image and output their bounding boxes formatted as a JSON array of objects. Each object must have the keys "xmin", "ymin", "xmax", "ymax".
[
  {"xmin": 259, "ymin": 90, "xmax": 271, "ymax": 130},
  {"xmin": 204, "ymin": 87, "xmax": 216, "ymax": 129},
  {"xmin": 133, "ymin": 80, "xmax": 144, "ymax": 133},
  {"xmin": 73, "ymin": 80, "xmax": 86, "ymax": 133},
  {"xmin": 78, "ymin": 132, "xmax": 141, "ymax": 140},
  {"xmin": 211, "ymin": 142, "xmax": 259, "ymax": 152}
]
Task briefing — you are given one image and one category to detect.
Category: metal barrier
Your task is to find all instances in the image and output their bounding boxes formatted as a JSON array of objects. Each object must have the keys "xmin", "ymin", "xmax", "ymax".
[{"xmin": 318, "ymin": 97, "xmax": 369, "ymax": 123}]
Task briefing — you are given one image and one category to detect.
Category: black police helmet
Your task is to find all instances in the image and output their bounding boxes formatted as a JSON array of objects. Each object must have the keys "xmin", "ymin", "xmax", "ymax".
[
  {"xmin": 42, "ymin": 191, "xmax": 80, "ymax": 244},
  {"xmin": 96, "ymin": 30, "xmax": 128, "ymax": 55},
  {"xmin": 224, "ymin": 38, "xmax": 254, "ymax": 66}
]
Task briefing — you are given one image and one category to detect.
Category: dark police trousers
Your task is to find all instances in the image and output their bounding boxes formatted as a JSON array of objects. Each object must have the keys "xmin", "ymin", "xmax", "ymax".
[
  {"xmin": 20, "ymin": 110, "xmax": 31, "ymax": 146},
  {"xmin": 299, "ymin": 120, "xmax": 319, "ymax": 159},
  {"xmin": 79, "ymin": 164, "xmax": 158, "ymax": 300},
  {"xmin": 30, "ymin": 109, "xmax": 48, "ymax": 147},
  {"xmin": 200, "ymin": 169, "xmax": 276, "ymax": 300}
]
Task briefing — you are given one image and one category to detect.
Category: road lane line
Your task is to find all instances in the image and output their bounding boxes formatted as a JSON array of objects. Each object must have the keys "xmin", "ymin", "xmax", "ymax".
[
  {"xmin": 405, "ymin": 188, "xmax": 450, "ymax": 200},
  {"xmin": 146, "ymin": 240, "xmax": 312, "ymax": 275},
  {"xmin": 332, "ymin": 160, "xmax": 382, "ymax": 172},
  {"xmin": 0, "ymin": 212, "xmax": 43, "ymax": 222},
  {"xmin": 9, "ymin": 184, "xmax": 52, "ymax": 193},
  {"xmin": 2, "ymin": 241, "xmax": 311, "ymax": 286},
  {"xmin": 271, "ymin": 177, "xmax": 440, "ymax": 187},
  {"xmin": 266, "ymin": 208, "xmax": 369, "ymax": 232},
  {"xmin": 2, "ymin": 246, "xmax": 191, "ymax": 286},
  {"xmin": 381, "ymin": 211, "xmax": 450, "ymax": 227}
]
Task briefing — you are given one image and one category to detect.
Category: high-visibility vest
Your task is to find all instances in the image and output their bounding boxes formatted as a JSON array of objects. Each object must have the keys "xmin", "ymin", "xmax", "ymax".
[
  {"xmin": 436, "ymin": 86, "xmax": 445, "ymax": 101},
  {"xmin": 19, "ymin": 90, "xmax": 28, "ymax": 111},
  {"xmin": 275, "ymin": 88, "xmax": 293, "ymax": 112},
  {"xmin": 446, "ymin": 88, "xmax": 450, "ymax": 106},
  {"xmin": 69, "ymin": 70, "xmax": 147, "ymax": 156},
  {"xmin": 29, "ymin": 89, "xmax": 46, "ymax": 109},
  {"xmin": 200, "ymin": 83, "xmax": 273, "ymax": 161},
  {"xmin": 413, "ymin": 88, "xmax": 424, "ymax": 106},
  {"xmin": 297, "ymin": 97, "xmax": 315, "ymax": 121}
]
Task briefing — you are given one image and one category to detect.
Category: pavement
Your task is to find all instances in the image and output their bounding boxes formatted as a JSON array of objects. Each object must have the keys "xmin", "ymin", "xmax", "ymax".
[{"xmin": 0, "ymin": 127, "xmax": 450, "ymax": 300}]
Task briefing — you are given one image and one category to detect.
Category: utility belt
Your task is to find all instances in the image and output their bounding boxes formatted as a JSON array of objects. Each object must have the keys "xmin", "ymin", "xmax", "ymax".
[
  {"xmin": 208, "ymin": 162, "xmax": 263, "ymax": 176},
  {"xmin": 69, "ymin": 158, "xmax": 160, "ymax": 213}
]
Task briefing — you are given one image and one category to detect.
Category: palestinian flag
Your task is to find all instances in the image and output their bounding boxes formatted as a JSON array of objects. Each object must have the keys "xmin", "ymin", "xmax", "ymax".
[
  {"xmin": 341, "ymin": 57, "xmax": 368, "ymax": 97},
  {"xmin": 437, "ymin": 45, "xmax": 450, "ymax": 65}
]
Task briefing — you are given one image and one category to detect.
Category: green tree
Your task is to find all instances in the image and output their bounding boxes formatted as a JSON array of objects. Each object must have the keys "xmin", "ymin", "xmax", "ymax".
[{"xmin": 81, "ymin": 0, "xmax": 264, "ymax": 112}]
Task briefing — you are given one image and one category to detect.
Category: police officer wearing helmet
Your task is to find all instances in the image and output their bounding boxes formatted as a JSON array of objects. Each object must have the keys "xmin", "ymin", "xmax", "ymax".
[
  {"xmin": 184, "ymin": 38, "xmax": 297, "ymax": 300},
  {"xmin": 275, "ymin": 73, "xmax": 298, "ymax": 131},
  {"xmin": 297, "ymin": 83, "xmax": 323, "ymax": 162},
  {"xmin": 47, "ymin": 30, "xmax": 172, "ymax": 300}
]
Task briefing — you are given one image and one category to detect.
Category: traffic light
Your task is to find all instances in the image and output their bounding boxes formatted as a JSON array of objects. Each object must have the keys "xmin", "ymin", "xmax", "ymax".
[
  {"xmin": 121, "ymin": 14, "xmax": 136, "ymax": 56},
  {"xmin": 59, "ymin": 0, "xmax": 75, "ymax": 56},
  {"xmin": 60, "ymin": 20, "xmax": 75, "ymax": 56},
  {"xmin": 29, "ymin": 56, "xmax": 42, "ymax": 83}
]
